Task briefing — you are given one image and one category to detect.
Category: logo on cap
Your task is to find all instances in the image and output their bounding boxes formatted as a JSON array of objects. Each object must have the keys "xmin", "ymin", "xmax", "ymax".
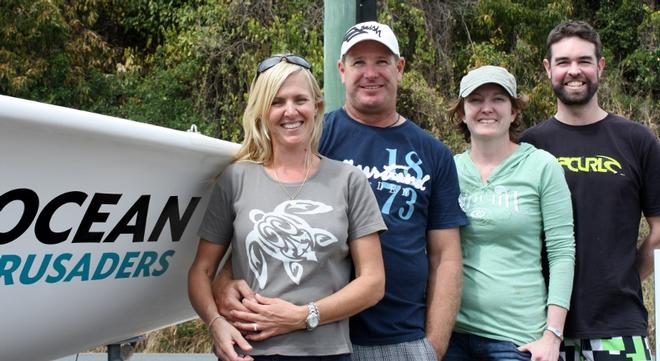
[
  {"xmin": 343, "ymin": 24, "xmax": 382, "ymax": 43},
  {"xmin": 339, "ymin": 21, "xmax": 399, "ymax": 58}
]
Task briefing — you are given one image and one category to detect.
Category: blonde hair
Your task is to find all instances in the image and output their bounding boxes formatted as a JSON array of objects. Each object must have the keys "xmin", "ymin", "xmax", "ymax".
[{"xmin": 234, "ymin": 61, "xmax": 324, "ymax": 163}]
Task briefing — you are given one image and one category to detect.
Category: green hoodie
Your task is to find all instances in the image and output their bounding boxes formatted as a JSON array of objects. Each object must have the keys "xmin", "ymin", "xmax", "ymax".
[{"xmin": 453, "ymin": 142, "xmax": 575, "ymax": 346}]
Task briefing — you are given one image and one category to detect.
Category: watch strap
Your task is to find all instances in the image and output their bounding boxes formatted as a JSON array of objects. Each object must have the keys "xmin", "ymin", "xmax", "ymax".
[{"xmin": 306, "ymin": 302, "xmax": 320, "ymax": 330}]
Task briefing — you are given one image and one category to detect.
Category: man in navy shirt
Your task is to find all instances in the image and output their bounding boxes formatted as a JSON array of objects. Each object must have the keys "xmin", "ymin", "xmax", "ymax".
[{"xmin": 214, "ymin": 21, "xmax": 467, "ymax": 361}]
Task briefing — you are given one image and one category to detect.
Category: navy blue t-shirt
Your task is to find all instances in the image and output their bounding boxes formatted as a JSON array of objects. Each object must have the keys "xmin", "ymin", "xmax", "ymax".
[{"xmin": 320, "ymin": 108, "xmax": 468, "ymax": 345}]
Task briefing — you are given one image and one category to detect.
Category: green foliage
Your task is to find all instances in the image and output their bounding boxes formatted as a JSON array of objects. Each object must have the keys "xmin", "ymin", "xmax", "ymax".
[
  {"xmin": 456, "ymin": 0, "xmax": 570, "ymax": 55},
  {"xmin": 121, "ymin": 59, "xmax": 212, "ymax": 132},
  {"xmin": 182, "ymin": 1, "xmax": 326, "ymax": 142},
  {"xmin": 398, "ymin": 69, "xmax": 442, "ymax": 129},
  {"xmin": 118, "ymin": 0, "xmax": 197, "ymax": 49},
  {"xmin": 383, "ymin": 1, "xmax": 437, "ymax": 76},
  {"xmin": 620, "ymin": 47, "xmax": 660, "ymax": 98},
  {"xmin": 594, "ymin": 0, "xmax": 645, "ymax": 62},
  {"xmin": 0, "ymin": 0, "xmax": 120, "ymax": 107},
  {"xmin": 616, "ymin": 5, "xmax": 660, "ymax": 99},
  {"xmin": 4, "ymin": 0, "xmax": 655, "ymax": 137}
]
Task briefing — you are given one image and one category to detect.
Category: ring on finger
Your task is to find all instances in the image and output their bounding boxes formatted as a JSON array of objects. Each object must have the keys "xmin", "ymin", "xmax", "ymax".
[{"xmin": 253, "ymin": 323, "xmax": 258, "ymax": 332}]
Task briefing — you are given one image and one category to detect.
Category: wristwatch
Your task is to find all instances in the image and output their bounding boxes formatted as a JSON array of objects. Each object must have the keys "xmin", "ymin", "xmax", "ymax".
[
  {"xmin": 545, "ymin": 326, "xmax": 563, "ymax": 340},
  {"xmin": 305, "ymin": 302, "xmax": 320, "ymax": 331}
]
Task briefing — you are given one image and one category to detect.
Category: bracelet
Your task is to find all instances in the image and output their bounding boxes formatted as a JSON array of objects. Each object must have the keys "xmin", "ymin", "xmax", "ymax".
[
  {"xmin": 207, "ymin": 315, "xmax": 224, "ymax": 329},
  {"xmin": 544, "ymin": 326, "xmax": 563, "ymax": 341}
]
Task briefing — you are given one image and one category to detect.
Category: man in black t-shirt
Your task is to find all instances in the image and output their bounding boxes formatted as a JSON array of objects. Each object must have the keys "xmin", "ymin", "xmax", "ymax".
[{"xmin": 522, "ymin": 21, "xmax": 660, "ymax": 361}]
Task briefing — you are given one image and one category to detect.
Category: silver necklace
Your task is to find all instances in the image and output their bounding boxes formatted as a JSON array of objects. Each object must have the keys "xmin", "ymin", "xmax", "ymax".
[{"xmin": 272, "ymin": 156, "xmax": 311, "ymax": 200}]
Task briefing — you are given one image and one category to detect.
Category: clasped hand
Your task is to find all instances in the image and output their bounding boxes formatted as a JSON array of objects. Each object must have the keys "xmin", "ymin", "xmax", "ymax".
[
  {"xmin": 231, "ymin": 293, "xmax": 307, "ymax": 341},
  {"xmin": 210, "ymin": 279, "xmax": 307, "ymax": 360},
  {"xmin": 517, "ymin": 332, "xmax": 562, "ymax": 361}
]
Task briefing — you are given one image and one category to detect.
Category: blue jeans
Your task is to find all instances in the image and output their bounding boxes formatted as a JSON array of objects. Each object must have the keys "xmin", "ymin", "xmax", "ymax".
[{"xmin": 443, "ymin": 332, "xmax": 531, "ymax": 361}]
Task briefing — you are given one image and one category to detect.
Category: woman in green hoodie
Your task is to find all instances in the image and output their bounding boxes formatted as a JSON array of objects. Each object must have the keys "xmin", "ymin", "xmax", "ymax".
[{"xmin": 444, "ymin": 65, "xmax": 575, "ymax": 361}]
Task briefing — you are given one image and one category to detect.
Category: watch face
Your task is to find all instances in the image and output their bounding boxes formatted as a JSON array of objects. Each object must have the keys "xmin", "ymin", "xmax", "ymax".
[{"xmin": 307, "ymin": 314, "xmax": 319, "ymax": 329}]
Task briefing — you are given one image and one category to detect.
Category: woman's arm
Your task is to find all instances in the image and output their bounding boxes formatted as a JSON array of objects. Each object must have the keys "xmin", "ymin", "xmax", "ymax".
[
  {"xmin": 518, "ymin": 155, "xmax": 575, "ymax": 360},
  {"xmin": 188, "ymin": 239, "xmax": 253, "ymax": 361},
  {"xmin": 541, "ymin": 159, "xmax": 575, "ymax": 310},
  {"xmin": 232, "ymin": 232, "xmax": 385, "ymax": 341},
  {"xmin": 518, "ymin": 304, "xmax": 567, "ymax": 361}
]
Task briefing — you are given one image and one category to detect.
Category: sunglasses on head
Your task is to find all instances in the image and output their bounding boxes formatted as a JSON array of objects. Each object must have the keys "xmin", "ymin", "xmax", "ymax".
[{"xmin": 256, "ymin": 55, "xmax": 311, "ymax": 76}]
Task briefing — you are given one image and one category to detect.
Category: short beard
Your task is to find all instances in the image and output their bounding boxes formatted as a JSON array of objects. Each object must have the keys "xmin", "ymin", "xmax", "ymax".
[{"xmin": 552, "ymin": 78, "xmax": 599, "ymax": 106}]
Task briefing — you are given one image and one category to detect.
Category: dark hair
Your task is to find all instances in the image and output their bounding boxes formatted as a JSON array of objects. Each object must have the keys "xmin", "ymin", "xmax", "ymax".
[
  {"xmin": 448, "ymin": 91, "xmax": 530, "ymax": 143},
  {"xmin": 546, "ymin": 21, "xmax": 602, "ymax": 60}
]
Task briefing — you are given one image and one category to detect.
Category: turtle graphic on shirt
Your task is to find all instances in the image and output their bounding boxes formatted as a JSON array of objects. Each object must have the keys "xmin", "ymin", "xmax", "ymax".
[{"xmin": 246, "ymin": 200, "xmax": 337, "ymax": 289}]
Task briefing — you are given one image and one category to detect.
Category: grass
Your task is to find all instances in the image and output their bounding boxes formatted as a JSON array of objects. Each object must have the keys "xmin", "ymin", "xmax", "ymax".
[{"xmin": 136, "ymin": 320, "xmax": 211, "ymax": 353}]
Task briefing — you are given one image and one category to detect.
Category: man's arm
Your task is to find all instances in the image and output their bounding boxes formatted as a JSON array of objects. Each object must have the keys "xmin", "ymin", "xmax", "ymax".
[
  {"xmin": 425, "ymin": 227, "xmax": 462, "ymax": 359},
  {"xmin": 637, "ymin": 215, "xmax": 660, "ymax": 280},
  {"xmin": 212, "ymin": 258, "xmax": 255, "ymax": 321}
]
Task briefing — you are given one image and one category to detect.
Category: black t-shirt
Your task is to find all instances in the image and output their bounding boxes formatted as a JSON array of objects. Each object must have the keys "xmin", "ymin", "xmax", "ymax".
[{"xmin": 521, "ymin": 114, "xmax": 660, "ymax": 338}]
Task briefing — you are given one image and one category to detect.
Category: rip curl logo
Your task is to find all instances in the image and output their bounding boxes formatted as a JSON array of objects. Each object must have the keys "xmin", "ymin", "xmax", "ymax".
[
  {"xmin": 246, "ymin": 200, "xmax": 337, "ymax": 289},
  {"xmin": 557, "ymin": 155, "xmax": 623, "ymax": 175},
  {"xmin": 343, "ymin": 24, "xmax": 382, "ymax": 43}
]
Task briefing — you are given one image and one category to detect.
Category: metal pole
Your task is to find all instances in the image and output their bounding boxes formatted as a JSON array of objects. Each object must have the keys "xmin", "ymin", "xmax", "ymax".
[
  {"xmin": 106, "ymin": 335, "xmax": 143, "ymax": 361},
  {"xmin": 107, "ymin": 344, "xmax": 122, "ymax": 361},
  {"xmin": 323, "ymin": 0, "xmax": 355, "ymax": 112},
  {"xmin": 356, "ymin": 0, "xmax": 377, "ymax": 22}
]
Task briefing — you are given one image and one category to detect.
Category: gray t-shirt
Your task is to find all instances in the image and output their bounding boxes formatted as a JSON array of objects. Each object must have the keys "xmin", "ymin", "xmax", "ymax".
[{"xmin": 199, "ymin": 156, "xmax": 386, "ymax": 356}]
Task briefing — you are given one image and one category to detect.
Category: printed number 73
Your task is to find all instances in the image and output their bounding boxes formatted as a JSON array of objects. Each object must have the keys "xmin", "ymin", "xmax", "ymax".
[{"xmin": 380, "ymin": 181, "xmax": 416, "ymax": 220}]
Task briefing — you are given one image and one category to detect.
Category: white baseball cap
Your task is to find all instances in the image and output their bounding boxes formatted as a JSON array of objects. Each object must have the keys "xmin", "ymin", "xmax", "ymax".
[
  {"xmin": 459, "ymin": 65, "xmax": 517, "ymax": 98},
  {"xmin": 340, "ymin": 21, "xmax": 400, "ymax": 58}
]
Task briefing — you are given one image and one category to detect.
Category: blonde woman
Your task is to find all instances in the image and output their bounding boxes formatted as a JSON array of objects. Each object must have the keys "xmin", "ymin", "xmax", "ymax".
[{"xmin": 188, "ymin": 55, "xmax": 386, "ymax": 361}]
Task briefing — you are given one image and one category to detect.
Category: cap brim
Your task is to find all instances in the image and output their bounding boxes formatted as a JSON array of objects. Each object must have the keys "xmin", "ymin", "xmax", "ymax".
[{"xmin": 460, "ymin": 80, "xmax": 516, "ymax": 98}]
